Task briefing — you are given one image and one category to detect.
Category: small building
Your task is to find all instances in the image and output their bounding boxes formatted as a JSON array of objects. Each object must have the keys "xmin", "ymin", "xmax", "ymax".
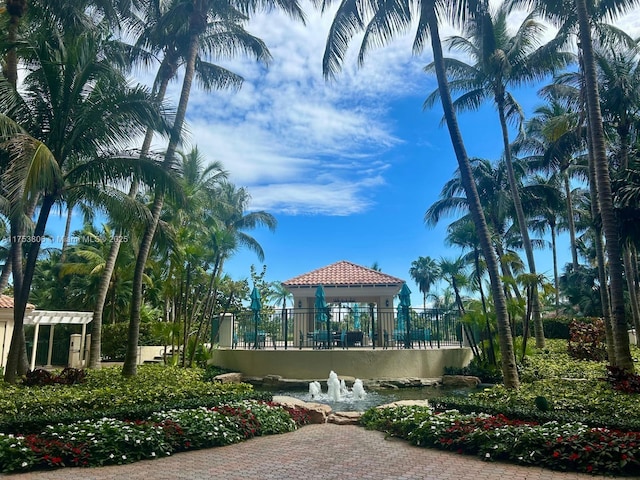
[
  {"xmin": 282, "ymin": 260, "xmax": 405, "ymax": 346},
  {"xmin": 0, "ymin": 295, "xmax": 35, "ymax": 369}
]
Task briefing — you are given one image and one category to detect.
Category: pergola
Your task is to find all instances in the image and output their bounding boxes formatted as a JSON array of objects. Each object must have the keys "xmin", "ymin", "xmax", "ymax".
[
  {"xmin": 282, "ymin": 260, "xmax": 405, "ymax": 346},
  {"xmin": 24, "ymin": 310, "xmax": 93, "ymax": 370}
]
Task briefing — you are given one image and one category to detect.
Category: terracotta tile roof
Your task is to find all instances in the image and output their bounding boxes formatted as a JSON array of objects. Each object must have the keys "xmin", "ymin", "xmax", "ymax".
[
  {"xmin": 0, "ymin": 294, "xmax": 35, "ymax": 310},
  {"xmin": 283, "ymin": 261, "xmax": 404, "ymax": 287}
]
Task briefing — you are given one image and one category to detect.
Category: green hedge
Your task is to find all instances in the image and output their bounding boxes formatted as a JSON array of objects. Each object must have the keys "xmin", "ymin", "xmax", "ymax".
[
  {"xmin": 101, "ymin": 322, "xmax": 166, "ymax": 361},
  {"xmin": 0, "ymin": 390, "xmax": 272, "ymax": 434}
]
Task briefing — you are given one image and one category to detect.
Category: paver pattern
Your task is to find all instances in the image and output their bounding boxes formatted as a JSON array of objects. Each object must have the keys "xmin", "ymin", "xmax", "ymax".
[{"xmin": 4, "ymin": 423, "xmax": 633, "ymax": 480}]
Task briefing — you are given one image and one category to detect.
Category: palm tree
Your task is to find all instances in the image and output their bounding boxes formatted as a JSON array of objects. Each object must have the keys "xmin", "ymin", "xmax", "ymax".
[
  {"xmin": 323, "ymin": 0, "xmax": 519, "ymax": 387},
  {"xmin": 575, "ymin": 0, "xmax": 634, "ymax": 370},
  {"xmin": 517, "ymin": 0, "xmax": 636, "ymax": 373},
  {"xmin": 594, "ymin": 45, "xmax": 640, "ymax": 343},
  {"xmin": 426, "ymin": 157, "xmax": 526, "ymax": 304},
  {"xmin": 526, "ymin": 174, "xmax": 566, "ymax": 313},
  {"xmin": 0, "ymin": 24, "xmax": 174, "ymax": 382},
  {"xmin": 87, "ymin": 0, "xmax": 270, "ymax": 368},
  {"xmin": 515, "ymin": 94, "xmax": 586, "ymax": 271},
  {"xmin": 425, "ymin": 1, "xmax": 573, "ymax": 349},
  {"xmin": 122, "ymin": 0, "xmax": 305, "ymax": 377},
  {"xmin": 409, "ymin": 256, "xmax": 440, "ymax": 310}
]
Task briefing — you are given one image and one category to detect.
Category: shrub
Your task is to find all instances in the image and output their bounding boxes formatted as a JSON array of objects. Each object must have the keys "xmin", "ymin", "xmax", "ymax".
[
  {"xmin": 567, "ymin": 318, "xmax": 607, "ymax": 361},
  {"xmin": 101, "ymin": 322, "xmax": 166, "ymax": 361},
  {"xmin": 23, "ymin": 368, "xmax": 87, "ymax": 387},
  {"xmin": 0, "ymin": 365, "xmax": 269, "ymax": 434},
  {"xmin": 603, "ymin": 365, "xmax": 640, "ymax": 394},
  {"xmin": 361, "ymin": 406, "xmax": 640, "ymax": 476},
  {"xmin": 0, "ymin": 401, "xmax": 302, "ymax": 473}
]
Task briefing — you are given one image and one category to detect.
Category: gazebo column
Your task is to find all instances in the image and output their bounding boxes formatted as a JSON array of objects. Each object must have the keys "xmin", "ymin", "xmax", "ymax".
[
  {"xmin": 293, "ymin": 297, "xmax": 312, "ymax": 348},
  {"xmin": 79, "ymin": 323, "xmax": 87, "ymax": 367},
  {"xmin": 46, "ymin": 324, "xmax": 55, "ymax": 367},
  {"xmin": 30, "ymin": 323, "xmax": 40, "ymax": 371}
]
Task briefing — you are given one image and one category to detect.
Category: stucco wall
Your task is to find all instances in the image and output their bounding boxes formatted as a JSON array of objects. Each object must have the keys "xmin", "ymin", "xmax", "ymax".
[{"xmin": 211, "ymin": 347, "xmax": 473, "ymax": 380}]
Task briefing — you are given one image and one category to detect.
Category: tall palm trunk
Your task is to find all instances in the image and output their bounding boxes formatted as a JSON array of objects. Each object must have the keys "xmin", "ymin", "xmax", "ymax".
[
  {"xmin": 576, "ymin": 0, "xmax": 633, "ymax": 371},
  {"xmin": 623, "ymin": 247, "xmax": 640, "ymax": 344},
  {"xmin": 563, "ymin": 174, "xmax": 579, "ymax": 270},
  {"xmin": 550, "ymin": 221, "xmax": 560, "ymax": 314},
  {"xmin": 0, "ymin": 246, "xmax": 13, "ymax": 293},
  {"xmin": 586, "ymin": 126, "xmax": 615, "ymax": 361},
  {"xmin": 122, "ymin": 34, "xmax": 200, "ymax": 376},
  {"xmin": 60, "ymin": 203, "xmax": 73, "ymax": 262},
  {"xmin": 5, "ymin": 196, "xmax": 55, "ymax": 382},
  {"xmin": 88, "ymin": 70, "xmax": 174, "ymax": 369},
  {"xmin": 496, "ymin": 96, "xmax": 544, "ymax": 349},
  {"xmin": 3, "ymin": 0, "xmax": 26, "ymax": 88},
  {"xmin": 426, "ymin": 5, "xmax": 518, "ymax": 387}
]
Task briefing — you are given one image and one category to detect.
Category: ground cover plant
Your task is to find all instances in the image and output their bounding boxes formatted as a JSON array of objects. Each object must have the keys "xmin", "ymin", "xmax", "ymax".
[
  {"xmin": 360, "ymin": 405, "xmax": 639, "ymax": 475},
  {"xmin": 361, "ymin": 338, "xmax": 640, "ymax": 476},
  {"xmin": 0, "ymin": 365, "xmax": 311, "ymax": 473}
]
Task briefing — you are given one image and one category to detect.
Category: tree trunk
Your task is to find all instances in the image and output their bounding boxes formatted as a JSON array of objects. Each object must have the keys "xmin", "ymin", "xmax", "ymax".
[
  {"xmin": 497, "ymin": 96, "xmax": 544, "ymax": 349},
  {"xmin": 5, "ymin": 196, "xmax": 55, "ymax": 382},
  {"xmin": 426, "ymin": 5, "xmax": 518, "ymax": 387},
  {"xmin": 563, "ymin": 174, "xmax": 579, "ymax": 270},
  {"xmin": 550, "ymin": 223, "xmax": 560, "ymax": 315},
  {"xmin": 90, "ymin": 62, "xmax": 174, "ymax": 369},
  {"xmin": 122, "ymin": 34, "xmax": 200, "ymax": 376},
  {"xmin": 576, "ymin": 0, "xmax": 633, "ymax": 371},
  {"xmin": 623, "ymin": 247, "xmax": 640, "ymax": 345},
  {"xmin": 60, "ymin": 204, "xmax": 73, "ymax": 261},
  {"xmin": 586, "ymin": 129, "xmax": 615, "ymax": 361}
]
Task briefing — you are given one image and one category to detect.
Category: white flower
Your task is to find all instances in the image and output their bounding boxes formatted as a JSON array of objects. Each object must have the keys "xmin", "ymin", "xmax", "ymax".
[
  {"xmin": 21, "ymin": 462, "xmax": 28, "ymax": 467},
  {"xmin": 485, "ymin": 453, "xmax": 490, "ymax": 458},
  {"xmin": 151, "ymin": 452, "xmax": 156, "ymax": 457},
  {"xmin": 122, "ymin": 455, "xmax": 127, "ymax": 460},
  {"xmin": 109, "ymin": 454, "xmax": 115, "ymax": 459}
]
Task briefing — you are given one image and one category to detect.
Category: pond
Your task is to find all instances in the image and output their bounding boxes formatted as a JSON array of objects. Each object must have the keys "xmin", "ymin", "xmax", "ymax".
[{"xmin": 263, "ymin": 384, "xmax": 476, "ymax": 412}]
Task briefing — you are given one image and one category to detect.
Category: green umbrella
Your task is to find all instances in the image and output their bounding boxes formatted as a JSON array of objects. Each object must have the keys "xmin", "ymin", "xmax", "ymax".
[
  {"xmin": 353, "ymin": 303, "xmax": 361, "ymax": 330},
  {"xmin": 315, "ymin": 285, "xmax": 330, "ymax": 348},
  {"xmin": 250, "ymin": 287, "xmax": 261, "ymax": 349},
  {"xmin": 399, "ymin": 283, "xmax": 412, "ymax": 348}
]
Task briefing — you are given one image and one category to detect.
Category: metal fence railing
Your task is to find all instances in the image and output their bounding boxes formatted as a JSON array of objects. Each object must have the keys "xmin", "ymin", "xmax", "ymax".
[{"xmin": 213, "ymin": 307, "xmax": 462, "ymax": 350}]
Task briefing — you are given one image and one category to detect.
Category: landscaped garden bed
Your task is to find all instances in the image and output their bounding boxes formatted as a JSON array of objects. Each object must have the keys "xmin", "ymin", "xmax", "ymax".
[
  {"xmin": 360, "ymin": 339, "xmax": 640, "ymax": 476},
  {"xmin": 0, "ymin": 365, "xmax": 310, "ymax": 473}
]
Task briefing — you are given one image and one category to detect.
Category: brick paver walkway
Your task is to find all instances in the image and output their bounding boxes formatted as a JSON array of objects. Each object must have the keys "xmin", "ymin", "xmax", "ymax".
[{"xmin": 4, "ymin": 423, "xmax": 634, "ymax": 480}]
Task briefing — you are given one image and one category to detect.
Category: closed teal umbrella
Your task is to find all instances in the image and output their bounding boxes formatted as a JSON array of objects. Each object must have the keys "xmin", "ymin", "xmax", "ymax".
[
  {"xmin": 315, "ymin": 285, "xmax": 330, "ymax": 348},
  {"xmin": 353, "ymin": 303, "xmax": 361, "ymax": 330},
  {"xmin": 250, "ymin": 287, "xmax": 262, "ymax": 349},
  {"xmin": 399, "ymin": 283, "xmax": 412, "ymax": 348}
]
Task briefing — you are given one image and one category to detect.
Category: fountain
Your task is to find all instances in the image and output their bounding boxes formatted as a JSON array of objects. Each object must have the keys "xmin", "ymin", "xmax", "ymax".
[
  {"xmin": 352, "ymin": 379, "xmax": 367, "ymax": 400},
  {"xmin": 327, "ymin": 370, "xmax": 342, "ymax": 402},
  {"xmin": 309, "ymin": 381, "xmax": 322, "ymax": 399},
  {"xmin": 304, "ymin": 371, "xmax": 370, "ymax": 410}
]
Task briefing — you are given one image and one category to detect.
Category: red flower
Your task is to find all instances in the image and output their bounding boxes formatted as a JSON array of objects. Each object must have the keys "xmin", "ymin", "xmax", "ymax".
[
  {"xmin": 569, "ymin": 453, "xmax": 580, "ymax": 461},
  {"xmin": 553, "ymin": 451, "xmax": 560, "ymax": 458}
]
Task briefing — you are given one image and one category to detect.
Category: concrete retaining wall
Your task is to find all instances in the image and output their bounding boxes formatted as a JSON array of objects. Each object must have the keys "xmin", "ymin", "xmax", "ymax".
[{"xmin": 211, "ymin": 347, "xmax": 473, "ymax": 380}]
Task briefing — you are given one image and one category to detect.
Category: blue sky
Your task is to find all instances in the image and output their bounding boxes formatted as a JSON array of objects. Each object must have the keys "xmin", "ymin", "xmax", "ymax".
[
  {"xmin": 50, "ymin": 2, "xmax": 640, "ymax": 307},
  {"xmin": 198, "ymin": 2, "xmax": 570, "ymax": 307}
]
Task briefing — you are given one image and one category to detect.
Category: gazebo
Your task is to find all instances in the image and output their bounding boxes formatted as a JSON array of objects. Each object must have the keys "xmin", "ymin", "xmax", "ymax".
[
  {"xmin": 282, "ymin": 260, "xmax": 404, "ymax": 347},
  {"xmin": 0, "ymin": 295, "xmax": 92, "ymax": 370}
]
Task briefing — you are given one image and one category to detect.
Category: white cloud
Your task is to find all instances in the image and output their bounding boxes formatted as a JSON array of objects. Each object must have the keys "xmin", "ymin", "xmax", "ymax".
[
  {"xmin": 164, "ymin": 1, "xmax": 640, "ymax": 217},
  {"xmin": 167, "ymin": 1, "xmax": 426, "ymax": 215}
]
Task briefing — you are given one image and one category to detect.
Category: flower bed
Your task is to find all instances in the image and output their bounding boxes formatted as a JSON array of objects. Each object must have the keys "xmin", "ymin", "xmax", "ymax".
[
  {"xmin": 0, "ymin": 400, "xmax": 308, "ymax": 473},
  {"xmin": 360, "ymin": 405, "xmax": 640, "ymax": 476}
]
